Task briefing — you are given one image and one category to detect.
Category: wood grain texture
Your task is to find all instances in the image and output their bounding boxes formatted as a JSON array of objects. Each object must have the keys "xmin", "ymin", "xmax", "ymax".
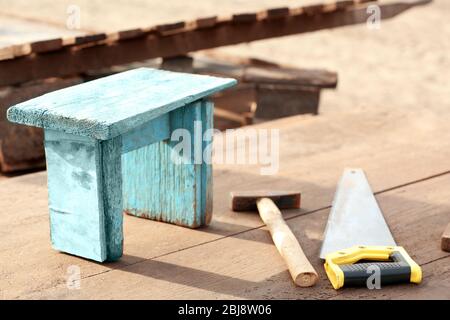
[
  {"xmin": 15, "ymin": 172, "xmax": 450, "ymax": 299},
  {"xmin": 121, "ymin": 113, "xmax": 170, "ymax": 154},
  {"xmin": 2, "ymin": 106, "xmax": 450, "ymax": 298},
  {"xmin": 255, "ymin": 85, "xmax": 320, "ymax": 120},
  {"xmin": 44, "ymin": 130, "xmax": 107, "ymax": 262},
  {"xmin": 123, "ymin": 100, "xmax": 213, "ymax": 228},
  {"xmin": 7, "ymin": 68, "xmax": 236, "ymax": 140}
]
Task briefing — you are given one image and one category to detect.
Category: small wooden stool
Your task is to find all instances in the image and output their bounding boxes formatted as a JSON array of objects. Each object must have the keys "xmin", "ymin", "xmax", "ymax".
[{"xmin": 7, "ymin": 68, "xmax": 236, "ymax": 262}]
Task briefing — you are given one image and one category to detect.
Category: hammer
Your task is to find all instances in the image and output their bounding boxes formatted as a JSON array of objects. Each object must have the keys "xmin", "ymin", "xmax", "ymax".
[{"xmin": 230, "ymin": 191, "xmax": 318, "ymax": 287}]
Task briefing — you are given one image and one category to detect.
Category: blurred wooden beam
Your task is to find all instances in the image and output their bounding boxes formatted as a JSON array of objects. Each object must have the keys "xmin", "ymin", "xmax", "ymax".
[
  {"xmin": 0, "ymin": 77, "xmax": 82, "ymax": 172},
  {"xmin": 0, "ymin": 0, "xmax": 430, "ymax": 86}
]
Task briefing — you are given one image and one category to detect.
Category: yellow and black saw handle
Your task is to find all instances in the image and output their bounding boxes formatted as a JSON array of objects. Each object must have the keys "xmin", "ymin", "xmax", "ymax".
[{"xmin": 324, "ymin": 246, "xmax": 422, "ymax": 290}]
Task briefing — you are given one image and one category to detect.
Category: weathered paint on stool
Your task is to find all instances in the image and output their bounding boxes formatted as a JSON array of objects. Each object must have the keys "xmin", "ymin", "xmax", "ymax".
[
  {"xmin": 7, "ymin": 68, "xmax": 236, "ymax": 262},
  {"xmin": 122, "ymin": 100, "xmax": 214, "ymax": 227},
  {"xmin": 44, "ymin": 130, "xmax": 122, "ymax": 262}
]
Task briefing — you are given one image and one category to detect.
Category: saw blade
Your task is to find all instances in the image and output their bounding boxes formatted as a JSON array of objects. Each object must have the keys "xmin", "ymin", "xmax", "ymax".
[{"xmin": 319, "ymin": 168, "xmax": 397, "ymax": 259}]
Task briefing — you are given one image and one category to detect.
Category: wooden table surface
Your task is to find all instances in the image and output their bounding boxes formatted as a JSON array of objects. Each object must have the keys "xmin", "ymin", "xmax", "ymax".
[{"xmin": 1, "ymin": 109, "xmax": 450, "ymax": 299}]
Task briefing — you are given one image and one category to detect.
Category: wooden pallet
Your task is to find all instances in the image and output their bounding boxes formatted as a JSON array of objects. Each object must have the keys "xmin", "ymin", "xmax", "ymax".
[
  {"xmin": 0, "ymin": 0, "xmax": 430, "ymax": 87},
  {"xmin": 191, "ymin": 54, "xmax": 337, "ymax": 128}
]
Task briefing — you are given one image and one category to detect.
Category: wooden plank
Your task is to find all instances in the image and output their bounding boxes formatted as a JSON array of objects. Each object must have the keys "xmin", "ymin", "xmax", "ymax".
[
  {"xmin": 194, "ymin": 56, "xmax": 246, "ymax": 79},
  {"xmin": 117, "ymin": 28, "xmax": 146, "ymax": 41},
  {"xmin": 303, "ymin": 4, "xmax": 325, "ymax": 16},
  {"xmin": 44, "ymin": 130, "xmax": 108, "ymax": 262},
  {"xmin": 195, "ymin": 16, "xmax": 218, "ymax": 29},
  {"xmin": 265, "ymin": 7, "xmax": 290, "ymax": 19},
  {"xmin": 161, "ymin": 55, "xmax": 194, "ymax": 72},
  {"xmin": 101, "ymin": 135, "xmax": 124, "ymax": 261},
  {"xmin": 0, "ymin": 0, "xmax": 372, "ymax": 34},
  {"xmin": 211, "ymin": 84, "xmax": 256, "ymax": 115},
  {"xmin": 214, "ymin": 107, "xmax": 247, "ymax": 126},
  {"xmin": 0, "ymin": 172, "xmax": 141, "ymax": 299},
  {"xmin": 0, "ymin": 43, "xmax": 14, "ymax": 60},
  {"xmin": 30, "ymin": 38, "xmax": 63, "ymax": 53},
  {"xmin": 329, "ymin": 257, "xmax": 450, "ymax": 300},
  {"xmin": 2, "ymin": 106, "xmax": 450, "ymax": 297},
  {"xmin": 0, "ymin": 124, "xmax": 45, "ymax": 173},
  {"xmin": 73, "ymin": 33, "xmax": 107, "ymax": 45},
  {"xmin": 442, "ymin": 223, "xmax": 450, "ymax": 252},
  {"xmin": 44, "ymin": 129, "xmax": 124, "ymax": 262},
  {"xmin": 7, "ymin": 68, "xmax": 236, "ymax": 140},
  {"xmin": 194, "ymin": 55, "xmax": 336, "ymax": 123},
  {"xmin": 195, "ymin": 56, "xmax": 337, "ymax": 89},
  {"xmin": 255, "ymin": 84, "xmax": 320, "ymax": 120},
  {"xmin": 16, "ymin": 172, "xmax": 450, "ymax": 299},
  {"xmin": 0, "ymin": 1, "xmax": 426, "ymax": 86},
  {"xmin": 244, "ymin": 66, "xmax": 337, "ymax": 89},
  {"xmin": 121, "ymin": 113, "xmax": 170, "ymax": 154},
  {"xmin": 123, "ymin": 100, "xmax": 213, "ymax": 228},
  {"xmin": 0, "ymin": 14, "xmax": 84, "ymax": 61},
  {"xmin": 335, "ymin": 1, "xmax": 356, "ymax": 10},
  {"xmin": 0, "ymin": 77, "xmax": 82, "ymax": 173},
  {"xmin": 63, "ymin": 174, "xmax": 450, "ymax": 298}
]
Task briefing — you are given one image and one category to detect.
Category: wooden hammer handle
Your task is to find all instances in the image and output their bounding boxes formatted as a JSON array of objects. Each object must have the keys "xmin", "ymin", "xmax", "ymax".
[{"xmin": 256, "ymin": 197, "xmax": 318, "ymax": 287}]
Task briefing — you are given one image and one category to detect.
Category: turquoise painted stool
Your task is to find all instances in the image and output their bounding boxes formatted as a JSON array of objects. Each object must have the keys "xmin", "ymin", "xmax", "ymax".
[{"xmin": 7, "ymin": 68, "xmax": 236, "ymax": 262}]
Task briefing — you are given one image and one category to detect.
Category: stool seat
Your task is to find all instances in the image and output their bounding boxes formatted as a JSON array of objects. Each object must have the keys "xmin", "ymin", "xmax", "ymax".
[
  {"xmin": 7, "ymin": 68, "xmax": 236, "ymax": 140},
  {"xmin": 7, "ymin": 68, "xmax": 236, "ymax": 262}
]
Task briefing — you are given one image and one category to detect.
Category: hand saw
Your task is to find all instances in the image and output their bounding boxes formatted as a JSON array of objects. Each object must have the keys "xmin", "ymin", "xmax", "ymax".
[{"xmin": 320, "ymin": 168, "xmax": 422, "ymax": 290}]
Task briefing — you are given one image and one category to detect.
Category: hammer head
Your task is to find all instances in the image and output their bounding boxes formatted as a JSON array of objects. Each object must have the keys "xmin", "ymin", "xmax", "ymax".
[{"xmin": 230, "ymin": 191, "xmax": 301, "ymax": 212}]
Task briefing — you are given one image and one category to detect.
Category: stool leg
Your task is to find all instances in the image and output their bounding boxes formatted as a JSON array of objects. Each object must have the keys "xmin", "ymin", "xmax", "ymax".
[
  {"xmin": 122, "ymin": 99, "xmax": 213, "ymax": 227},
  {"xmin": 101, "ymin": 136, "xmax": 123, "ymax": 261},
  {"xmin": 44, "ymin": 130, "xmax": 123, "ymax": 262}
]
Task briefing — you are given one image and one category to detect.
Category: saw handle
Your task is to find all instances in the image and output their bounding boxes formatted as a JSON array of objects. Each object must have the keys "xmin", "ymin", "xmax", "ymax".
[
  {"xmin": 324, "ymin": 246, "xmax": 422, "ymax": 290},
  {"xmin": 256, "ymin": 198, "xmax": 318, "ymax": 287}
]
